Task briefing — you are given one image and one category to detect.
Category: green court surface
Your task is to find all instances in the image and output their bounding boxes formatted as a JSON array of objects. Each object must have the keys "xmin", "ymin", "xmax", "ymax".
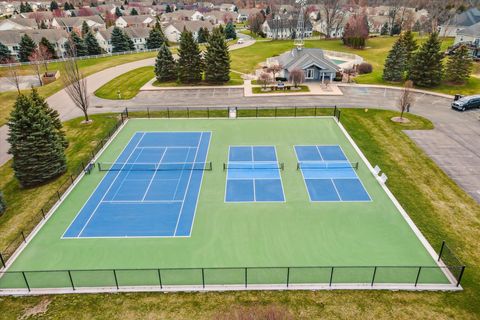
[{"xmin": 0, "ymin": 118, "xmax": 450, "ymax": 289}]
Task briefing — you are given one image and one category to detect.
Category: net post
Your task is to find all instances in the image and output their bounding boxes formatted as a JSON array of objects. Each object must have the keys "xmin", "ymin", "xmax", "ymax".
[
  {"xmin": 414, "ymin": 266, "xmax": 422, "ymax": 286},
  {"xmin": 201, "ymin": 268, "xmax": 205, "ymax": 288},
  {"xmin": 286, "ymin": 267, "xmax": 290, "ymax": 288},
  {"xmin": 157, "ymin": 269, "xmax": 163, "ymax": 289},
  {"xmin": 456, "ymin": 266, "xmax": 466, "ymax": 287},
  {"xmin": 68, "ymin": 270, "xmax": 75, "ymax": 290},
  {"xmin": 223, "ymin": 163, "xmax": 226, "ymax": 171},
  {"xmin": 329, "ymin": 267, "xmax": 334, "ymax": 286},
  {"xmin": 113, "ymin": 269, "xmax": 119, "ymax": 289},
  {"xmin": 281, "ymin": 163, "xmax": 284, "ymax": 171},
  {"xmin": 97, "ymin": 162, "xmax": 101, "ymax": 171},
  {"xmin": 22, "ymin": 271, "xmax": 31, "ymax": 292},
  {"xmin": 244, "ymin": 267, "xmax": 248, "ymax": 288},
  {"xmin": 371, "ymin": 266, "xmax": 377, "ymax": 286},
  {"xmin": 438, "ymin": 240, "xmax": 445, "ymax": 261},
  {"xmin": 0, "ymin": 252, "xmax": 5, "ymax": 268},
  {"xmin": 296, "ymin": 162, "xmax": 300, "ymax": 170}
]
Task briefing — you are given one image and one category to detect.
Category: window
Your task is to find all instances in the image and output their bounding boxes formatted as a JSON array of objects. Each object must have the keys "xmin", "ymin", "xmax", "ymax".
[{"xmin": 305, "ymin": 68, "xmax": 315, "ymax": 79}]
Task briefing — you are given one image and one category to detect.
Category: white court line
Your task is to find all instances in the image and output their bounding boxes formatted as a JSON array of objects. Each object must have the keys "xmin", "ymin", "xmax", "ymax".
[
  {"xmin": 330, "ymin": 178, "xmax": 343, "ymax": 200},
  {"xmin": 108, "ymin": 148, "xmax": 146, "ymax": 202},
  {"xmin": 77, "ymin": 133, "xmax": 146, "ymax": 238},
  {"xmin": 101, "ymin": 200, "xmax": 183, "ymax": 204},
  {"xmin": 171, "ymin": 147, "xmax": 195, "ymax": 201},
  {"xmin": 315, "ymin": 145, "xmax": 324, "ymax": 161},
  {"xmin": 173, "ymin": 133, "xmax": 203, "ymax": 236},
  {"xmin": 141, "ymin": 147, "xmax": 167, "ymax": 201}
]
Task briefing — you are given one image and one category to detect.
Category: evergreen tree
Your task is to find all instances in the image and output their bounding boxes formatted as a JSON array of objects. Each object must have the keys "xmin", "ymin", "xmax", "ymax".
[
  {"xmin": 399, "ymin": 30, "xmax": 418, "ymax": 69},
  {"xmin": 0, "ymin": 192, "xmax": 6, "ymax": 215},
  {"xmin": 25, "ymin": 2, "xmax": 33, "ymax": 12},
  {"xmin": 7, "ymin": 91, "xmax": 67, "ymax": 188},
  {"xmin": 197, "ymin": 27, "xmax": 207, "ymax": 43},
  {"xmin": 445, "ymin": 45, "xmax": 472, "ymax": 84},
  {"xmin": 154, "ymin": 43, "xmax": 176, "ymax": 82},
  {"xmin": 120, "ymin": 4, "xmax": 125, "ymax": 10},
  {"xmin": 204, "ymin": 27, "xmax": 230, "ymax": 83},
  {"xmin": 130, "ymin": 7, "xmax": 138, "ymax": 15},
  {"xmin": 0, "ymin": 41, "xmax": 12, "ymax": 63},
  {"xmin": 69, "ymin": 31, "xmax": 88, "ymax": 56},
  {"xmin": 111, "ymin": 26, "xmax": 128, "ymax": 52},
  {"xmin": 125, "ymin": 32, "xmax": 135, "ymax": 50},
  {"xmin": 81, "ymin": 20, "xmax": 90, "ymax": 37},
  {"xmin": 124, "ymin": 0, "xmax": 128, "ymax": 4},
  {"xmin": 224, "ymin": 22, "xmax": 236, "ymax": 39},
  {"xmin": 146, "ymin": 21, "xmax": 168, "ymax": 49},
  {"xmin": 383, "ymin": 37, "xmax": 407, "ymax": 82},
  {"xmin": 39, "ymin": 37, "xmax": 58, "ymax": 59},
  {"xmin": 380, "ymin": 22, "xmax": 388, "ymax": 35},
  {"xmin": 408, "ymin": 32, "xmax": 444, "ymax": 87},
  {"xmin": 84, "ymin": 32, "xmax": 102, "ymax": 55},
  {"xmin": 165, "ymin": 4, "xmax": 172, "ymax": 12},
  {"xmin": 63, "ymin": 1, "xmax": 70, "ymax": 10},
  {"xmin": 115, "ymin": 6, "xmax": 122, "ymax": 17},
  {"xmin": 177, "ymin": 30, "xmax": 202, "ymax": 83},
  {"xmin": 70, "ymin": 10, "xmax": 76, "ymax": 17},
  {"xmin": 40, "ymin": 20, "xmax": 47, "ymax": 29},
  {"xmin": 19, "ymin": 2, "xmax": 26, "ymax": 12},
  {"xmin": 50, "ymin": 0, "xmax": 58, "ymax": 11},
  {"xmin": 18, "ymin": 34, "xmax": 37, "ymax": 62}
]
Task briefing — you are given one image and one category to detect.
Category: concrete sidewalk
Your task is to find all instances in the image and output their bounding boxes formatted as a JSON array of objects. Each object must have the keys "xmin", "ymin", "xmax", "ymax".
[{"xmin": 244, "ymin": 80, "xmax": 343, "ymax": 97}]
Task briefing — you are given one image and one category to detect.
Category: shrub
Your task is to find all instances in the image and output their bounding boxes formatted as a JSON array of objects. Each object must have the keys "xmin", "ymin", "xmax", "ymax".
[
  {"xmin": 0, "ymin": 192, "xmax": 6, "ymax": 215},
  {"xmin": 358, "ymin": 62, "xmax": 373, "ymax": 74}
]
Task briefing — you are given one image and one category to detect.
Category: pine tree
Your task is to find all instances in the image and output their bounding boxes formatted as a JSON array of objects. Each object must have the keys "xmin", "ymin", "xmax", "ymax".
[
  {"xmin": 154, "ymin": 43, "xmax": 176, "ymax": 82},
  {"xmin": 7, "ymin": 91, "xmax": 67, "ymax": 188},
  {"xmin": 40, "ymin": 20, "xmax": 47, "ymax": 29},
  {"xmin": 197, "ymin": 27, "xmax": 207, "ymax": 43},
  {"xmin": 408, "ymin": 32, "xmax": 444, "ymax": 87},
  {"xmin": 445, "ymin": 45, "xmax": 472, "ymax": 84},
  {"xmin": 18, "ymin": 34, "xmax": 37, "ymax": 62},
  {"xmin": 165, "ymin": 4, "xmax": 172, "ymax": 12},
  {"xmin": 124, "ymin": 31, "xmax": 135, "ymax": 50},
  {"xmin": 25, "ymin": 2, "xmax": 33, "ymax": 12},
  {"xmin": 115, "ymin": 6, "xmax": 122, "ymax": 17},
  {"xmin": 0, "ymin": 41, "xmax": 12, "ymax": 63},
  {"xmin": 84, "ymin": 32, "xmax": 102, "ymax": 55},
  {"xmin": 204, "ymin": 27, "xmax": 230, "ymax": 83},
  {"xmin": 383, "ymin": 37, "xmax": 407, "ymax": 82},
  {"xmin": 81, "ymin": 20, "xmax": 90, "ymax": 37},
  {"xmin": 63, "ymin": 1, "xmax": 70, "ymax": 10},
  {"xmin": 399, "ymin": 30, "xmax": 418, "ymax": 70},
  {"xmin": 50, "ymin": 0, "xmax": 58, "ymax": 11},
  {"xmin": 111, "ymin": 26, "xmax": 129, "ymax": 52},
  {"xmin": 69, "ymin": 31, "xmax": 88, "ymax": 56},
  {"xmin": 130, "ymin": 7, "xmax": 138, "ymax": 15},
  {"xmin": 146, "ymin": 21, "xmax": 168, "ymax": 49},
  {"xmin": 20, "ymin": 2, "xmax": 26, "ymax": 12},
  {"xmin": 224, "ymin": 22, "xmax": 236, "ymax": 39},
  {"xmin": 39, "ymin": 37, "xmax": 58, "ymax": 59},
  {"xmin": 177, "ymin": 30, "xmax": 202, "ymax": 83},
  {"xmin": 380, "ymin": 22, "xmax": 388, "ymax": 35},
  {"xmin": 0, "ymin": 191, "xmax": 6, "ymax": 215}
]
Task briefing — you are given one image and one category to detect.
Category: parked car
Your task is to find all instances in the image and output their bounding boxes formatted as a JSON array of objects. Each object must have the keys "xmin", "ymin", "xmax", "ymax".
[
  {"xmin": 237, "ymin": 38, "xmax": 244, "ymax": 44},
  {"xmin": 451, "ymin": 95, "xmax": 480, "ymax": 111}
]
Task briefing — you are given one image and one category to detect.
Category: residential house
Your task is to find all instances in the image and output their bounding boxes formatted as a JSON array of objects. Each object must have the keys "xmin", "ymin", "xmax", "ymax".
[
  {"xmin": 262, "ymin": 15, "xmax": 313, "ymax": 39},
  {"xmin": 268, "ymin": 47, "xmax": 340, "ymax": 83},
  {"xmin": 367, "ymin": 15, "xmax": 389, "ymax": 35},
  {"xmin": 314, "ymin": 11, "xmax": 350, "ymax": 38},
  {"xmin": 160, "ymin": 10, "xmax": 204, "ymax": 22},
  {"xmin": 278, "ymin": 4, "xmax": 294, "ymax": 14},
  {"xmin": 237, "ymin": 8, "xmax": 261, "ymax": 22},
  {"xmin": 163, "ymin": 20, "xmax": 213, "ymax": 42},
  {"xmin": 439, "ymin": 7, "xmax": 480, "ymax": 37},
  {"xmin": 196, "ymin": 2, "xmax": 214, "ymax": 9},
  {"xmin": 0, "ymin": 17, "xmax": 38, "ymax": 30},
  {"xmin": 204, "ymin": 10, "xmax": 237, "ymax": 25},
  {"xmin": 95, "ymin": 26, "xmax": 150, "ymax": 53},
  {"xmin": 115, "ymin": 14, "xmax": 155, "ymax": 28},
  {"xmin": 51, "ymin": 16, "xmax": 105, "ymax": 33},
  {"xmin": 0, "ymin": 29, "xmax": 69, "ymax": 58},
  {"xmin": 219, "ymin": 3, "xmax": 236, "ymax": 12}
]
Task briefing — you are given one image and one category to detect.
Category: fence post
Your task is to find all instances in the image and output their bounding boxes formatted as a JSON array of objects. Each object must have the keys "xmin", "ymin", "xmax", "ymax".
[
  {"xmin": 187, "ymin": 107, "xmax": 190, "ymax": 118},
  {"xmin": 201, "ymin": 268, "xmax": 205, "ymax": 288},
  {"xmin": 256, "ymin": 107, "xmax": 258, "ymax": 118},
  {"xmin": 414, "ymin": 266, "xmax": 422, "ymax": 287},
  {"xmin": 21, "ymin": 231, "xmax": 26, "ymax": 242},
  {"xmin": 315, "ymin": 106, "xmax": 317, "ymax": 117},
  {"xmin": 329, "ymin": 267, "xmax": 334, "ymax": 286},
  {"xmin": 68, "ymin": 270, "xmax": 75, "ymax": 290},
  {"xmin": 371, "ymin": 266, "xmax": 377, "ymax": 286},
  {"xmin": 294, "ymin": 107, "xmax": 297, "ymax": 117},
  {"xmin": 207, "ymin": 107, "xmax": 210, "ymax": 118},
  {"xmin": 438, "ymin": 240, "xmax": 446, "ymax": 261},
  {"xmin": 125, "ymin": 108, "xmax": 129, "ymax": 118},
  {"xmin": 22, "ymin": 272, "xmax": 31, "ymax": 292},
  {"xmin": 167, "ymin": 108, "xmax": 170, "ymax": 118},
  {"xmin": 337, "ymin": 110, "xmax": 341, "ymax": 122},
  {"xmin": 244, "ymin": 267, "xmax": 248, "ymax": 288},
  {"xmin": 286, "ymin": 267, "xmax": 290, "ymax": 288},
  {"xmin": 41, "ymin": 208, "xmax": 46, "ymax": 219},
  {"xmin": 70, "ymin": 175, "xmax": 74, "ymax": 184},
  {"xmin": 147, "ymin": 107, "xmax": 150, "ymax": 119},
  {"xmin": 333, "ymin": 105, "xmax": 337, "ymax": 117},
  {"xmin": 157, "ymin": 269, "xmax": 163, "ymax": 289},
  {"xmin": 113, "ymin": 269, "xmax": 119, "ymax": 289},
  {"xmin": 274, "ymin": 107, "xmax": 277, "ymax": 118},
  {"xmin": 0, "ymin": 252, "xmax": 5, "ymax": 268},
  {"xmin": 57, "ymin": 191, "xmax": 61, "ymax": 200},
  {"xmin": 456, "ymin": 266, "xmax": 466, "ymax": 287}
]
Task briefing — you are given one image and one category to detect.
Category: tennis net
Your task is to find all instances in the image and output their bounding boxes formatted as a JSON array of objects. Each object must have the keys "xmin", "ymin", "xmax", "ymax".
[
  {"xmin": 296, "ymin": 161, "xmax": 358, "ymax": 170},
  {"xmin": 223, "ymin": 162, "xmax": 285, "ymax": 171},
  {"xmin": 97, "ymin": 161, "xmax": 213, "ymax": 172}
]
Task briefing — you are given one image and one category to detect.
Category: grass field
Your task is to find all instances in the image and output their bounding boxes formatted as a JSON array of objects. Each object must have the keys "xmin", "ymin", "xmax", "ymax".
[{"xmin": 0, "ymin": 109, "xmax": 479, "ymax": 319}]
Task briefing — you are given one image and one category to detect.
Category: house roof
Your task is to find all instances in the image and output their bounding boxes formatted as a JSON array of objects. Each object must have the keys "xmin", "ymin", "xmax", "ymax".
[
  {"xmin": 276, "ymin": 48, "xmax": 340, "ymax": 73},
  {"xmin": 238, "ymin": 8, "xmax": 261, "ymax": 16},
  {"xmin": 161, "ymin": 10, "xmax": 199, "ymax": 20},
  {"xmin": 204, "ymin": 10, "xmax": 238, "ymax": 21},
  {"xmin": 3, "ymin": 17, "xmax": 38, "ymax": 28},
  {"xmin": 457, "ymin": 21, "xmax": 480, "ymax": 37},
  {"xmin": 450, "ymin": 8, "xmax": 480, "ymax": 27},
  {"xmin": 54, "ymin": 16, "xmax": 105, "ymax": 28},
  {"xmin": 167, "ymin": 20, "xmax": 214, "ymax": 33},
  {"xmin": 97, "ymin": 26, "xmax": 151, "ymax": 41},
  {"xmin": 0, "ymin": 29, "xmax": 69, "ymax": 45},
  {"xmin": 265, "ymin": 16, "xmax": 313, "ymax": 30},
  {"xmin": 118, "ymin": 14, "xmax": 155, "ymax": 24}
]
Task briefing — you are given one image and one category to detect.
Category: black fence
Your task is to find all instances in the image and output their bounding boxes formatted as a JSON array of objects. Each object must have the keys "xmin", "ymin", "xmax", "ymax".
[
  {"xmin": 0, "ymin": 112, "xmax": 128, "ymax": 269},
  {"xmin": 438, "ymin": 241, "xmax": 466, "ymax": 286}
]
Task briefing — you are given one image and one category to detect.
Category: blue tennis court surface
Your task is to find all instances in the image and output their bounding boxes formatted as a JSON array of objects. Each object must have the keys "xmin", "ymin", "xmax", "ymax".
[
  {"xmin": 63, "ymin": 131, "xmax": 211, "ymax": 238},
  {"xmin": 225, "ymin": 146, "xmax": 285, "ymax": 202},
  {"xmin": 295, "ymin": 145, "xmax": 371, "ymax": 202}
]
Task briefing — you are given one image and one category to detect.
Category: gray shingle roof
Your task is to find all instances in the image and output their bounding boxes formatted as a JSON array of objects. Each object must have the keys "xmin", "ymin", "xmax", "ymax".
[
  {"xmin": 0, "ymin": 29, "xmax": 69, "ymax": 45},
  {"xmin": 457, "ymin": 21, "xmax": 480, "ymax": 37},
  {"xmin": 277, "ymin": 48, "xmax": 340, "ymax": 72},
  {"xmin": 451, "ymin": 8, "xmax": 480, "ymax": 27}
]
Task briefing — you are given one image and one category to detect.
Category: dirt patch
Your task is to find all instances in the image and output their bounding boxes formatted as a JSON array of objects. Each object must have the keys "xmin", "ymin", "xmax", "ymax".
[
  {"xmin": 391, "ymin": 116, "xmax": 411, "ymax": 123},
  {"xmin": 20, "ymin": 298, "xmax": 52, "ymax": 319}
]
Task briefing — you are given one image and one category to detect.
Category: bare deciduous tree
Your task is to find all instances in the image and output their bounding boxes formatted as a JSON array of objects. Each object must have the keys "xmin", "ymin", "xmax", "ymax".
[
  {"xmin": 398, "ymin": 80, "xmax": 414, "ymax": 119},
  {"xmin": 321, "ymin": 0, "xmax": 346, "ymax": 39},
  {"xmin": 6, "ymin": 60, "xmax": 21, "ymax": 94},
  {"xmin": 267, "ymin": 64, "xmax": 283, "ymax": 81},
  {"xmin": 61, "ymin": 41, "xmax": 90, "ymax": 123},
  {"xmin": 28, "ymin": 50, "xmax": 44, "ymax": 86},
  {"xmin": 258, "ymin": 72, "xmax": 272, "ymax": 90},
  {"xmin": 289, "ymin": 68, "xmax": 305, "ymax": 88}
]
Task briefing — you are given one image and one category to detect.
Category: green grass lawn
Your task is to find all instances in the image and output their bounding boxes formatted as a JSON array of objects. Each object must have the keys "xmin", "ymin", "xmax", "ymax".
[
  {"xmin": 152, "ymin": 71, "xmax": 244, "ymax": 87},
  {"xmin": 94, "ymin": 66, "xmax": 155, "ymax": 100},
  {"xmin": 252, "ymin": 85, "xmax": 309, "ymax": 94},
  {"xmin": 0, "ymin": 109, "xmax": 479, "ymax": 318}
]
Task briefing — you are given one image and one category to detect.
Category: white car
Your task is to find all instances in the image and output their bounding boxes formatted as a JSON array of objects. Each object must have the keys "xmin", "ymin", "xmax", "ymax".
[{"xmin": 237, "ymin": 39, "xmax": 244, "ymax": 44}]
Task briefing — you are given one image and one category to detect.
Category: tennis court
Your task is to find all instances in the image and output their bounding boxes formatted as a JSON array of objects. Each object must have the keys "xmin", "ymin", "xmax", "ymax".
[
  {"xmin": 63, "ymin": 131, "xmax": 211, "ymax": 238},
  {"xmin": 225, "ymin": 146, "xmax": 285, "ymax": 202},
  {"xmin": 295, "ymin": 145, "xmax": 371, "ymax": 202}
]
